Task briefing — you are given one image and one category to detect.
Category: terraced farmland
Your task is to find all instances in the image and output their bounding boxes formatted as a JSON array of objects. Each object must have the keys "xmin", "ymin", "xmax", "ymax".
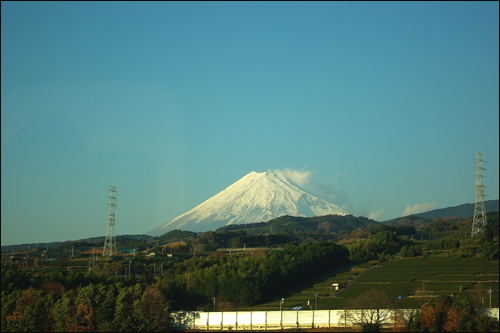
[
  {"xmin": 331, "ymin": 258, "xmax": 499, "ymax": 309},
  {"xmin": 242, "ymin": 258, "xmax": 499, "ymax": 311}
]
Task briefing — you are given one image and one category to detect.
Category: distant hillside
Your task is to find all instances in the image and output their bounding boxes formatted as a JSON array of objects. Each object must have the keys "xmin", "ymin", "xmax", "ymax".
[
  {"xmin": 218, "ymin": 214, "xmax": 379, "ymax": 235},
  {"xmin": 413, "ymin": 199, "xmax": 498, "ymax": 219},
  {"xmin": 384, "ymin": 200, "xmax": 499, "ymax": 231},
  {"xmin": 1, "ymin": 234, "xmax": 152, "ymax": 252},
  {"xmin": 384, "ymin": 215, "xmax": 433, "ymax": 231}
]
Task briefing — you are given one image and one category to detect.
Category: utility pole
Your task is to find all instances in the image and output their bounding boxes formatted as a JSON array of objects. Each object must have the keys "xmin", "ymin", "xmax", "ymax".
[
  {"xmin": 280, "ymin": 298, "xmax": 285, "ymax": 330},
  {"xmin": 488, "ymin": 287, "xmax": 492, "ymax": 308},
  {"xmin": 472, "ymin": 153, "xmax": 487, "ymax": 236},
  {"xmin": 103, "ymin": 186, "xmax": 118, "ymax": 255}
]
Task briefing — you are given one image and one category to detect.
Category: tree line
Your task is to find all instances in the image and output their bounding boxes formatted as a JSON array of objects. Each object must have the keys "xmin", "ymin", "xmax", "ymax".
[{"xmin": 1, "ymin": 241, "xmax": 349, "ymax": 331}]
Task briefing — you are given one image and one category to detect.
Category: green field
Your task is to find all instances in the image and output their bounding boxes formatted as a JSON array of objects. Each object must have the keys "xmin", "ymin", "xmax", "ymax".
[{"xmin": 241, "ymin": 257, "xmax": 499, "ymax": 311}]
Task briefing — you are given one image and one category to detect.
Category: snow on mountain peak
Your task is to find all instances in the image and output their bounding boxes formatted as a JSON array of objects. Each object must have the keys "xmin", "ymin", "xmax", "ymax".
[{"xmin": 147, "ymin": 170, "xmax": 348, "ymax": 236}]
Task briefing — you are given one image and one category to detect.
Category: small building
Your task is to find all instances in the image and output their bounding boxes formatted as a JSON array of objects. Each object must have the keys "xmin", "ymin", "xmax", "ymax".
[{"xmin": 332, "ymin": 283, "xmax": 340, "ymax": 290}]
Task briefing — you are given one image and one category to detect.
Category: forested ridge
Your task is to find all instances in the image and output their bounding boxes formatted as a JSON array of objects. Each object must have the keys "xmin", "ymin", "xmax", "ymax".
[
  {"xmin": 1, "ymin": 242, "xmax": 348, "ymax": 331},
  {"xmin": 1, "ymin": 212, "xmax": 498, "ymax": 332}
]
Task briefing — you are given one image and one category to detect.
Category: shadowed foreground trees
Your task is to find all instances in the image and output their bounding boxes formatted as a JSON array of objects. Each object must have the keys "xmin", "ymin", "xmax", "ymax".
[
  {"xmin": 341, "ymin": 290, "xmax": 498, "ymax": 332},
  {"xmin": 406, "ymin": 295, "xmax": 498, "ymax": 332},
  {"xmin": 1, "ymin": 241, "xmax": 348, "ymax": 331}
]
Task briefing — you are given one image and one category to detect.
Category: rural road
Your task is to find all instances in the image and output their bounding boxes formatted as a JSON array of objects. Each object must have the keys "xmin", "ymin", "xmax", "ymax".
[{"xmin": 326, "ymin": 265, "xmax": 378, "ymax": 299}]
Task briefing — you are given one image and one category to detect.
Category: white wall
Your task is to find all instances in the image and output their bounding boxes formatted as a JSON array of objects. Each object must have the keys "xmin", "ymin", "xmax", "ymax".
[{"xmin": 170, "ymin": 308, "xmax": 499, "ymax": 330}]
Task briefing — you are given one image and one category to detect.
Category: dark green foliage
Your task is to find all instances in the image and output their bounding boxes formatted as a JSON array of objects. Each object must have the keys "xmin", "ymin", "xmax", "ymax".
[
  {"xmin": 227, "ymin": 234, "xmax": 290, "ymax": 248},
  {"xmin": 218, "ymin": 222, "xmax": 268, "ymax": 231},
  {"xmin": 1, "ymin": 265, "xmax": 35, "ymax": 293},
  {"xmin": 155, "ymin": 229, "xmax": 198, "ymax": 242},
  {"xmin": 269, "ymin": 214, "xmax": 378, "ymax": 234},
  {"xmin": 157, "ymin": 241, "xmax": 349, "ymax": 308},
  {"xmin": 424, "ymin": 218, "xmax": 466, "ymax": 233},
  {"xmin": 362, "ymin": 323, "xmax": 381, "ymax": 332},
  {"xmin": 348, "ymin": 230, "xmax": 414, "ymax": 261},
  {"xmin": 426, "ymin": 237, "xmax": 460, "ymax": 250}
]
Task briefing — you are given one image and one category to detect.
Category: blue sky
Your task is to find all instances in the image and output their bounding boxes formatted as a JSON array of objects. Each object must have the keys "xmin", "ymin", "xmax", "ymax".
[{"xmin": 2, "ymin": 2, "xmax": 498, "ymax": 246}]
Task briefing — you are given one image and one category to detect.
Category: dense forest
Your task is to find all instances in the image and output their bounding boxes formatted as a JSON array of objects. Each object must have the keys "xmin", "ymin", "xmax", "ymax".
[{"xmin": 1, "ymin": 242, "xmax": 348, "ymax": 331}]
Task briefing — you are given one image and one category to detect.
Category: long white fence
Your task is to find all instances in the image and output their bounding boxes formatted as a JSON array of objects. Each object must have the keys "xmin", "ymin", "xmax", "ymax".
[{"xmin": 169, "ymin": 308, "xmax": 499, "ymax": 330}]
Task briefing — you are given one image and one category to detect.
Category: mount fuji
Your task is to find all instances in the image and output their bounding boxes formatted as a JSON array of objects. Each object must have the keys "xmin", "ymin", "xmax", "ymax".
[{"xmin": 147, "ymin": 170, "xmax": 348, "ymax": 236}]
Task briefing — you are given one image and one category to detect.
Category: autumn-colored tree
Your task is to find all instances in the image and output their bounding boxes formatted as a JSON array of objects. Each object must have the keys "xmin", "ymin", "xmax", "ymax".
[
  {"xmin": 391, "ymin": 310, "xmax": 408, "ymax": 332},
  {"xmin": 5, "ymin": 287, "xmax": 54, "ymax": 332},
  {"xmin": 66, "ymin": 298, "xmax": 96, "ymax": 332},
  {"xmin": 443, "ymin": 307, "xmax": 464, "ymax": 332},
  {"xmin": 6, "ymin": 287, "xmax": 38, "ymax": 329},
  {"xmin": 1, "ymin": 290, "xmax": 20, "ymax": 331},
  {"xmin": 46, "ymin": 308, "xmax": 55, "ymax": 332},
  {"xmin": 132, "ymin": 284, "xmax": 169, "ymax": 331},
  {"xmin": 350, "ymin": 227, "xmax": 372, "ymax": 239},
  {"xmin": 409, "ymin": 295, "xmax": 497, "ymax": 332},
  {"xmin": 41, "ymin": 280, "xmax": 64, "ymax": 296},
  {"xmin": 419, "ymin": 297, "xmax": 448, "ymax": 331}
]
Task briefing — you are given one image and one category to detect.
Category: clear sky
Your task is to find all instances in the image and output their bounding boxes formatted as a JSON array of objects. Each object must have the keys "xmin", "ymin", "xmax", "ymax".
[{"xmin": 2, "ymin": 2, "xmax": 499, "ymax": 246}]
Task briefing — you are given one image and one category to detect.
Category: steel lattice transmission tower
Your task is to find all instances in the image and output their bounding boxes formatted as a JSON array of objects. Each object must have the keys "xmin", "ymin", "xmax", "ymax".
[
  {"xmin": 471, "ymin": 153, "xmax": 487, "ymax": 237},
  {"xmin": 103, "ymin": 186, "xmax": 118, "ymax": 256}
]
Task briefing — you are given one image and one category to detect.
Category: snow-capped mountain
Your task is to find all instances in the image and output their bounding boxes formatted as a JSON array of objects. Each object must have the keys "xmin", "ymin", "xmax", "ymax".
[{"xmin": 147, "ymin": 170, "xmax": 348, "ymax": 236}]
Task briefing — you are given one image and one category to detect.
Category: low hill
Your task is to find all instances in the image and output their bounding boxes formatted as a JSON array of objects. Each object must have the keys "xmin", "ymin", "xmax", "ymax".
[
  {"xmin": 218, "ymin": 214, "xmax": 379, "ymax": 235},
  {"xmin": 384, "ymin": 215, "xmax": 433, "ymax": 231},
  {"xmin": 413, "ymin": 199, "xmax": 498, "ymax": 219},
  {"xmin": 384, "ymin": 200, "xmax": 498, "ymax": 224},
  {"xmin": 384, "ymin": 200, "xmax": 499, "ymax": 231},
  {"xmin": 1, "ymin": 234, "xmax": 152, "ymax": 252}
]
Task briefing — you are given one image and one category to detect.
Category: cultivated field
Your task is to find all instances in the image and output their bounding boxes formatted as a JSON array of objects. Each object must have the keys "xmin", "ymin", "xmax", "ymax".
[{"xmin": 241, "ymin": 257, "xmax": 499, "ymax": 311}]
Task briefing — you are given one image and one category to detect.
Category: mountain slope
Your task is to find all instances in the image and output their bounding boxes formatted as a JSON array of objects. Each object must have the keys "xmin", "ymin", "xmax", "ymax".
[
  {"xmin": 147, "ymin": 171, "xmax": 348, "ymax": 236},
  {"xmin": 383, "ymin": 199, "xmax": 499, "ymax": 224},
  {"xmin": 413, "ymin": 199, "xmax": 498, "ymax": 219}
]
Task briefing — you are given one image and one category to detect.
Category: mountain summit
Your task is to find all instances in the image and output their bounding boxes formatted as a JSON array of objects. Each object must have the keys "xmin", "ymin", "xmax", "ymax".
[{"xmin": 147, "ymin": 170, "xmax": 348, "ymax": 236}]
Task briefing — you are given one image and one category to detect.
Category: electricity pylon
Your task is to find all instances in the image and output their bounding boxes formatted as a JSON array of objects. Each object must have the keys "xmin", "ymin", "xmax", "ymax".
[
  {"xmin": 103, "ymin": 186, "xmax": 118, "ymax": 256},
  {"xmin": 471, "ymin": 153, "xmax": 487, "ymax": 237}
]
